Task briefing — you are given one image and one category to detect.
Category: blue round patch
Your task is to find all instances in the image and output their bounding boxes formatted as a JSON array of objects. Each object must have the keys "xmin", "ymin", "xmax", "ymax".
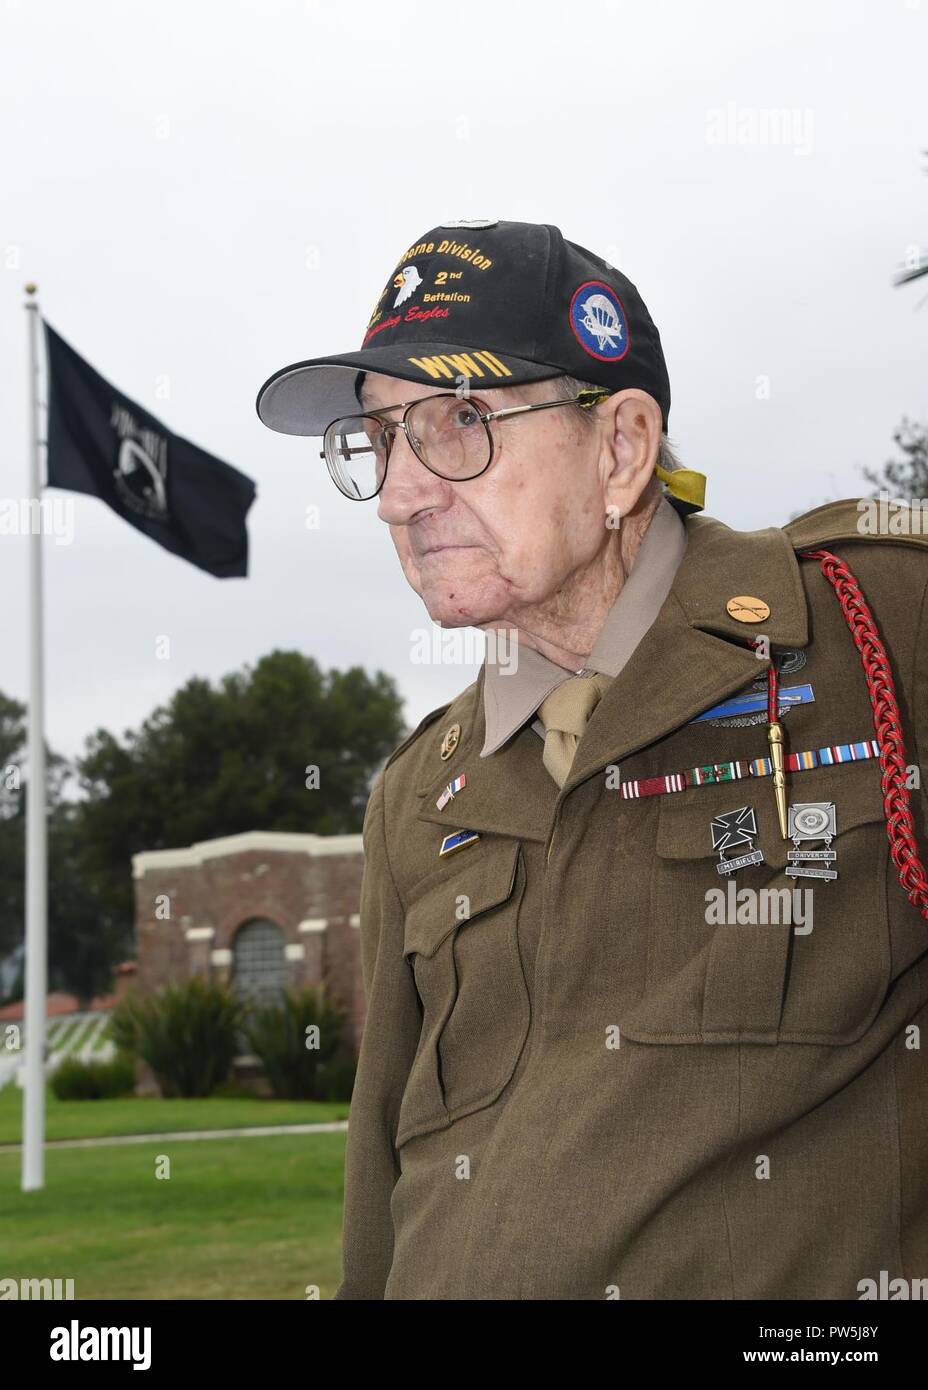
[{"xmin": 569, "ymin": 280, "xmax": 630, "ymax": 362}]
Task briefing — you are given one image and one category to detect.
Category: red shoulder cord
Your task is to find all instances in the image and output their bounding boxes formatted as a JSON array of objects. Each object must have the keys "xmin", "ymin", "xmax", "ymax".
[{"xmin": 790, "ymin": 548, "xmax": 928, "ymax": 921}]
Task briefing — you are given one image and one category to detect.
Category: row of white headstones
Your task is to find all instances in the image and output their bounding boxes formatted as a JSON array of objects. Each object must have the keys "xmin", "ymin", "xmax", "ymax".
[{"xmin": 0, "ymin": 1011, "xmax": 114, "ymax": 1090}]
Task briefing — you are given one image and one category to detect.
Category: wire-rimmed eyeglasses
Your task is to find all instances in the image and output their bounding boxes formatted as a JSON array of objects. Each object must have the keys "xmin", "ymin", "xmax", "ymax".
[{"xmin": 319, "ymin": 388, "xmax": 610, "ymax": 500}]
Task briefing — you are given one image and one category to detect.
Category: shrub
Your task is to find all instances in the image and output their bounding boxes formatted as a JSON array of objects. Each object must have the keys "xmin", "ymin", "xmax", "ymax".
[
  {"xmin": 107, "ymin": 989, "xmax": 146, "ymax": 1055},
  {"xmin": 51, "ymin": 1053, "xmax": 136, "ymax": 1101},
  {"xmin": 209, "ymin": 1080, "xmax": 259, "ymax": 1099},
  {"xmin": 109, "ymin": 977, "xmax": 244, "ymax": 1098},
  {"xmin": 314, "ymin": 1050, "xmax": 357, "ymax": 1102},
  {"xmin": 243, "ymin": 986, "xmax": 352, "ymax": 1100}
]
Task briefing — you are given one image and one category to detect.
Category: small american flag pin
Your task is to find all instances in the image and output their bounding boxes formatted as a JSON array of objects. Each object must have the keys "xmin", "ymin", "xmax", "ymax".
[{"xmin": 436, "ymin": 772, "xmax": 466, "ymax": 810}]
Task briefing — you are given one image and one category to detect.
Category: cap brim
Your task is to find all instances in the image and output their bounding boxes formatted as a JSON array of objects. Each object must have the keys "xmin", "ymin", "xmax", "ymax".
[{"xmin": 255, "ymin": 342, "xmax": 564, "ymax": 436}]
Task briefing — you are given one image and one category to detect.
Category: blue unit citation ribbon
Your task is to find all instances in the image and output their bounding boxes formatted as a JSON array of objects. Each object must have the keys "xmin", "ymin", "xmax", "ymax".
[{"xmin": 689, "ymin": 682, "xmax": 815, "ymax": 723}]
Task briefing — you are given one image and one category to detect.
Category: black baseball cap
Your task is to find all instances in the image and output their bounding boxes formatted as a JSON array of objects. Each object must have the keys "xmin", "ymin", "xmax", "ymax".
[{"xmin": 255, "ymin": 218, "xmax": 672, "ymax": 437}]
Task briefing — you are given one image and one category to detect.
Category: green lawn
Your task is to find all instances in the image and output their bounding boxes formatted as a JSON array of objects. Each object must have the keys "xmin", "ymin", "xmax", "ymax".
[
  {"xmin": 0, "ymin": 1129, "xmax": 347, "ymax": 1298},
  {"xmin": 0, "ymin": 1082, "xmax": 350, "ymax": 1146}
]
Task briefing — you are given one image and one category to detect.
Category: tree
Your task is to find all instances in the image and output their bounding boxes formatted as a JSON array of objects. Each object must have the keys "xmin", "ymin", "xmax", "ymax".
[
  {"xmin": 0, "ymin": 693, "xmax": 27, "ymax": 963},
  {"xmin": 862, "ymin": 419, "xmax": 928, "ymax": 502},
  {"xmin": 74, "ymin": 650, "xmax": 405, "ymax": 923},
  {"xmin": 47, "ymin": 806, "xmax": 128, "ymax": 1008},
  {"xmin": 0, "ymin": 691, "xmax": 127, "ymax": 1006}
]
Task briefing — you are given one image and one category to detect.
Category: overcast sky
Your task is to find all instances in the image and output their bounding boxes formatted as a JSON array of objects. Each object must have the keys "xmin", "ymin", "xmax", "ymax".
[{"xmin": 1, "ymin": 0, "xmax": 926, "ymax": 767}]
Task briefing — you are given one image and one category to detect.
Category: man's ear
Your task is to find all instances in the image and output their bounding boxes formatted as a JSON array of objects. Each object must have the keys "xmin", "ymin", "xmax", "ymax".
[{"xmin": 601, "ymin": 390, "xmax": 663, "ymax": 517}]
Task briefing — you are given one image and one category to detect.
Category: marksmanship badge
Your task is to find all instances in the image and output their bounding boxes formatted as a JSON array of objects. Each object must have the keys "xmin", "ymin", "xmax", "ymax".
[{"xmin": 710, "ymin": 805, "xmax": 766, "ymax": 875}]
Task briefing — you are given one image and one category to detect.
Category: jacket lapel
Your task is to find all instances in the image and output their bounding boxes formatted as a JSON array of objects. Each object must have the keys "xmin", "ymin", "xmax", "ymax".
[
  {"xmin": 415, "ymin": 667, "xmax": 557, "ymax": 843},
  {"xmin": 415, "ymin": 512, "xmax": 809, "ymax": 836},
  {"xmin": 567, "ymin": 514, "xmax": 809, "ymax": 790}
]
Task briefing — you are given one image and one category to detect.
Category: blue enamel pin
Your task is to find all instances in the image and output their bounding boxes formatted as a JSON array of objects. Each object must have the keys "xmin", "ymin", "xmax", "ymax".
[{"xmin": 439, "ymin": 829, "xmax": 480, "ymax": 858}]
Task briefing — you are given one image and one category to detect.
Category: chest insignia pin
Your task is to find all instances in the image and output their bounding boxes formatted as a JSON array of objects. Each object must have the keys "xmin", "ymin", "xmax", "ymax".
[
  {"xmin": 440, "ymin": 723, "xmax": 461, "ymax": 760},
  {"xmin": 436, "ymin": 773, "xmax": 466, "ymax": 811},
  {"xmin": 711, "ymin": 805, "xmax": 766, "ymax": 875},
  {"xmin": 785, "ymin": 802, "xmax": 838, "ymax": 881},
  {"xmin": 439, "ymin": 829, "xmax": 480, "ymax": 857}
]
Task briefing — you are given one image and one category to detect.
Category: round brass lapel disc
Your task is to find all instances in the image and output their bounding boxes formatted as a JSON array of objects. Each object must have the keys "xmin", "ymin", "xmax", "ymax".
[
  {"xmin": 726, "ymin": 595, "xmax": 771, "ymax": 624},
  {"xmin": 440, "ymin": 722, "xmax": 461, "ymax": 760}
]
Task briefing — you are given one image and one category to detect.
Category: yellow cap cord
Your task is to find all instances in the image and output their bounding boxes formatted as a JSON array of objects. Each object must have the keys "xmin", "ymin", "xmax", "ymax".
[{"xmin": 655, "ymin": 462, "xmax": 707, "ymax": 514}]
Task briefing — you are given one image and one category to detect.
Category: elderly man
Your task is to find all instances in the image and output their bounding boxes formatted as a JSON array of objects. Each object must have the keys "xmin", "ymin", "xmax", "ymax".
[{"xmin": 257, "ymin": 219, "xmax": 928, "ymax": 1300}]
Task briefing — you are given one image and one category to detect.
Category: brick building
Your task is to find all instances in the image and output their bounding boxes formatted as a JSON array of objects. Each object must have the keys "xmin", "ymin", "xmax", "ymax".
[{"xmin": 132, "ymin": 830, "xmax": 366, "ymax": 1055}]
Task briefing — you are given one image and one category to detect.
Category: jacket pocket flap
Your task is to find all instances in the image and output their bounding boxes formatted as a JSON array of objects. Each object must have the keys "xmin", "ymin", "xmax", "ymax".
[
  {"xmin": 625, "ymin": 758, "xmax": 893, "ymax": 1046},
  {"xmin": 403, "ymin": 837, "xmax": 521, "ymax": 959}
]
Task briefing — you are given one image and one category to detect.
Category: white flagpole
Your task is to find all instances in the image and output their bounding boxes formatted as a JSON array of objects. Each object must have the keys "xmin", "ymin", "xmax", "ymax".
[{"xmin": 22, "ymin": 282, "xmax": 47, "ymax": 1191}]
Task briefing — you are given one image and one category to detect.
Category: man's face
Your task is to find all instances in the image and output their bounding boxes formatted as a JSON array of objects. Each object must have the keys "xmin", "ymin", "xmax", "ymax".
[{"xmin": 360, "ymin": 372, "xmax": 613, "ymax": 630}]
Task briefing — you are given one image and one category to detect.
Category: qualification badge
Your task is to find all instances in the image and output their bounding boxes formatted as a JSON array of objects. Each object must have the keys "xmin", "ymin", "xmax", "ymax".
[
  {"xmin": 786, "ymin": 802, "xmax": 838, "ymax": 881},
  {"xmin": 710, "ymin": 806, "xmax": 766, "ymax": 876}
]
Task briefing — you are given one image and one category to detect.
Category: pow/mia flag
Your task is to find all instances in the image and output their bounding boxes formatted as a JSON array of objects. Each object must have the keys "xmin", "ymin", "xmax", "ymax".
[{"xmin": 43, "ymin": 321, "xmax": 256, "ymax": 577}]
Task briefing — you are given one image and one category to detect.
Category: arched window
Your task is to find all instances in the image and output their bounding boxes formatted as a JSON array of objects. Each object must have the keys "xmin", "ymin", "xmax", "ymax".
[{"xmin": 232, "ymin": 919, "xmax": 286, "ymax": 1010}]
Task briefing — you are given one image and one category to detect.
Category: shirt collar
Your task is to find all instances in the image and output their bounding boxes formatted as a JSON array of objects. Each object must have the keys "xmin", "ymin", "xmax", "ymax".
[{"xmin": 480, "ymin": 495, "xmax": 688, "ymax": 756}]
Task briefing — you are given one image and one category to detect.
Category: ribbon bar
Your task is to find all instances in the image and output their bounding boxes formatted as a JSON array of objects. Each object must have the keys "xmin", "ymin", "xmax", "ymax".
[{"xmin": 619, "ymin": 738, "xmax": 880, "ymax": 801}]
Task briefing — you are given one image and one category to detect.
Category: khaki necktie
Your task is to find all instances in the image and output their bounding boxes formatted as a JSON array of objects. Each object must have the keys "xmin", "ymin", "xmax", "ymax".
[{"xmin": 537, "ymin": 672, "xmax": 613, "ymax": 788}]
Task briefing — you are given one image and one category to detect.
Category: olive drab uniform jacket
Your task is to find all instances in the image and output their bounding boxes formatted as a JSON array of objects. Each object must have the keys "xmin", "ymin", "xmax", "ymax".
[{"xmin": 333, "ymin": 499, "xmax": 928, "ymax": 1300}]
